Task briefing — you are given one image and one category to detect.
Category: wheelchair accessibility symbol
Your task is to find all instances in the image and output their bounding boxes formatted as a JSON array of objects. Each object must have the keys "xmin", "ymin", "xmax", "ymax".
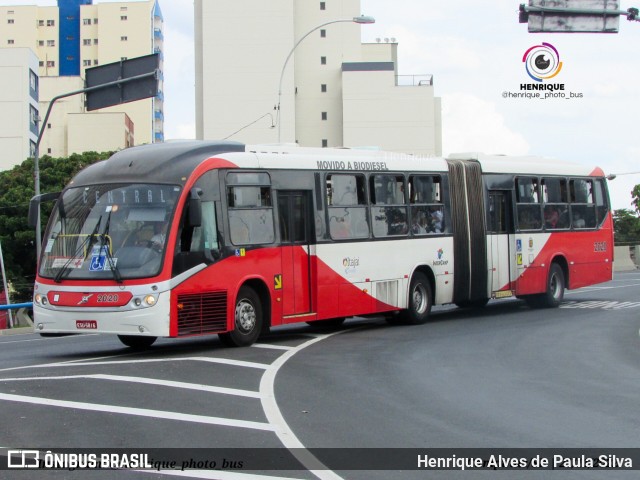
[{"xmin": 89, "ymin": 255, "xmax": 107, "ymax": 271}]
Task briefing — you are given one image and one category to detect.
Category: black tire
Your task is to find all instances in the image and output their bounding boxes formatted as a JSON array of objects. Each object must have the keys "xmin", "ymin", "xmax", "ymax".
[
  {"xmin": 400, "ymin": 271, "xmax": 433, "ymax": 324},
  {"xmin": 455, "ymin": 298, "xmax": 490, "ymax": 309},
  {"xmin": 117, "ymin": 335, "xmax": 157, "ymax": 349},
  {"xmin": 219, "ymin": 286, "xmax": 263, "ymax": 347},
  {"xmin": 525, "ymin": 263, "xmax": 565, "ymax": 308}
]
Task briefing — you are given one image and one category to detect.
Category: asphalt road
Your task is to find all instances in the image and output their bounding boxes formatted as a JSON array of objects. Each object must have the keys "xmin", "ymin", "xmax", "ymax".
[{"xmin": 0, "ymin": 271, "xmax": 639, "ymax": 480}]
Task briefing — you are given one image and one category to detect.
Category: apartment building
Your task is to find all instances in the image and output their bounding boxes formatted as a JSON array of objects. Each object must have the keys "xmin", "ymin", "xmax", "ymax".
[
  {"xmin": 195, "ymin": 0, "xmax": 441, "ymax": 156},
  {"xmin": 0, "ymin": 0, "xmax": 163, "ymax": 167},
  {"xmin": 0, "ymin": 48, "xmax": 39, "ymax": 171}
]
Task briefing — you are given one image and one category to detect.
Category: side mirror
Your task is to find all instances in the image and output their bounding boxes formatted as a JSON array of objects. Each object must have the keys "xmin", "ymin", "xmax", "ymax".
[
  {"xmin": 28, "ymin": 192, "xmax": 61, "ymax": 228},
  {"xmin": 188, "ymin": 188, "xmax": 202, "ymax": 227}
]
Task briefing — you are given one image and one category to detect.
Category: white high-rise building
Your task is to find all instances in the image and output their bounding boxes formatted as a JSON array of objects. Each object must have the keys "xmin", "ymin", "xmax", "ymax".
[
  {"xmin": 0, "ymin": 48, "xmax": 39, "ymax": 171},
  {"xmin": 0, "ymin": 0, "xmax": 163, "ymax": 167},
  {"xmin": 195, "ymin": 0, "xmax": 441, "ymax": 156}
]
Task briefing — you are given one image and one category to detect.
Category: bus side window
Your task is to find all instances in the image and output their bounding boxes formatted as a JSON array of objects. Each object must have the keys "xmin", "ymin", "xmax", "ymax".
[
  {"xmin": 542, "ymin": 177, "xmax": 569, "ymax": 229},
  {"xmin": 593, "ymin": 179, "xmax": 610, "ymax": 227},
  {"xmin": 570, "ymin": 178, "xmax": 596, "ymax": 229},
  {"xmin": 227, "ymin": 173, "xmax": 275, "ymax": 246},
  {"xmin": 515, "ymin": 177, "xmax": 542, "ymax": 230},
  {"xmin": 327, "ymin": 174, "xmax": 369, "ymax": 240},
  {"xmin": 370, "ymin": 174, "xmax": 408, "ymax": 237},
  {"xmin": 408, "ymin": 175, "xmax": 444, "ymax": 235}
]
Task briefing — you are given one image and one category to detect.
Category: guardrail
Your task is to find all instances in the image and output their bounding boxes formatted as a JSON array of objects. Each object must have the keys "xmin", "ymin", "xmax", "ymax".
[{"xmin": 0, "ymin": 302, "xmax": 33, "ymax": 311}]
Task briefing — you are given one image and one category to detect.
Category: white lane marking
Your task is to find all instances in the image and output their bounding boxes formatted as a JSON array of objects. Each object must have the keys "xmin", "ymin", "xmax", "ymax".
[
  {"xmin": 252, "ymin": 344, "xmax": 294, "ymax": 351},
  {"xmin": 260, "ymin": 333, "xmax": 345, "ymax": 480},
  {"xmin": 0, "ymin": 374, "xmax": 261, "ymax": 399},
  {"xmin": 566, "ymin": 282, "xmax": 640, "ymax": 295},
  {"xmin": 0, "ymin": 393, "xmax": 274, "ymax": 431},
  {"xmin": 0, "ymin": 357, "xmax": 269, "ymax": 374}
]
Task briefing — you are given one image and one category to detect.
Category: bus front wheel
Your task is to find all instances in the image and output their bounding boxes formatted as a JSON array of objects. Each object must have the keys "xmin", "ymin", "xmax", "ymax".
[
  {"xmin": 400, "ymin": 272, "xmax": 433, "ymax": 324},
  {"xmin": 118, "ymin": 335, "xmax": 157, "ymax": 349},
  {"xmin": 219, "ymin": 286, "xmax": 263, "ymax": 347}
]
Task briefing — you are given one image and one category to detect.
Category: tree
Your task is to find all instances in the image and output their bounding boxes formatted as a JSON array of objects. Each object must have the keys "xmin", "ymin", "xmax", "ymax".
[
  {"xmin": 613, "ymin": 208, "xmax": 640, "ymax": 245},
  {"xmin": 632, "ymin": 184, "xmax": 640, "ymax": 214},
  {"xmin": 0, "ymin": 152, "xmax": 112, "ymax": 301}
]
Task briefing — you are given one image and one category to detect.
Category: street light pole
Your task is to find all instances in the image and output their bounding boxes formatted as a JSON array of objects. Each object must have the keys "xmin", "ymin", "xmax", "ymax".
[{"xmin": 276, "ymin": 15, "xmax": 375, "ymax": 143}]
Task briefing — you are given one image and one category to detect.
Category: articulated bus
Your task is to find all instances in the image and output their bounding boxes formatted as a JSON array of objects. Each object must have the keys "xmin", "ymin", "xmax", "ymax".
[{"xmin": 30, "ymin": 141, "xmax": 613, "ymax": 348}]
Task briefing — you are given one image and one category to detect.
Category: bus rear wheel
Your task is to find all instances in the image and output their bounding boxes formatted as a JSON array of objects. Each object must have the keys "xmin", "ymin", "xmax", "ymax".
[
  {"xmin": 400, "ymin": 272, "xmax": 433, "ymax": 324},
  {"xmin": 525, "ymin": 263, "xmax": 565, "ymax": 308},
  {"xmin": 219, "ymin": 286, "xmax": 263, "ymax": 347},
  {"xmin": 118, "ymin": 335, "xmax": 157, "ymax": 349}
]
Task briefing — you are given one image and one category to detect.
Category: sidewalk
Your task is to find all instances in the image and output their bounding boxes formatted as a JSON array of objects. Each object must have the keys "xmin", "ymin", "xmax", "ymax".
[{"xmin": 0, "ymin": 326, "xmax": 34, "ymax": 336}]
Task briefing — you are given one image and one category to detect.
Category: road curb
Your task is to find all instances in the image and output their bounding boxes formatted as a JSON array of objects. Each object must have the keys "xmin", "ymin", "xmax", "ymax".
[{"xmin": 0, "ymin": 326, "xmax": 34, "ymax": 336}]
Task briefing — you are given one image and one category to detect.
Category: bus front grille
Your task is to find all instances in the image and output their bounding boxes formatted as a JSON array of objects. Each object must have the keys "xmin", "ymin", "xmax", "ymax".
[{"xmin": 177, "ymin": 291, "xmax": 228, "ymax": 336}]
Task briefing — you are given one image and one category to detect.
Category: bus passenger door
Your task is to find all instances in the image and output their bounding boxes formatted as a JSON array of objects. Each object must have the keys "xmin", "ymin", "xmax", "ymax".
[
  {"xmin": 278, "ymin": 191, "xmax": 313, "ymax": 316},
  {"xmin": 487, "ymin": 191, "xmax": 516, "ymax": 296}
]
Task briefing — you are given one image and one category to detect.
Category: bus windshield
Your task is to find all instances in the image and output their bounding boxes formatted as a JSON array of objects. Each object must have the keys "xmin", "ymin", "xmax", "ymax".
[{"xmin": 39, "ymin": 183, "xmax": 182, "ymax": 281}]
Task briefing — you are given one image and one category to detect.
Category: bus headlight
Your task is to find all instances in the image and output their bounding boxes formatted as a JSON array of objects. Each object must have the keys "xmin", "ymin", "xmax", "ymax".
[
  {"xmin": 34, "ymin": 293, "xmax": 42, "ymax": 304},
  {"xmin": 144, "ymin": 295, "xmax": 157, "ymax": 306}
]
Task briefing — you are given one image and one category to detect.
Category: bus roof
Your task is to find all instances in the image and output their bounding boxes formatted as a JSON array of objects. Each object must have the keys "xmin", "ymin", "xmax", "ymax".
[{"xmin": 68, "ymin": 141, "xmax": 605, "ymax": 188}]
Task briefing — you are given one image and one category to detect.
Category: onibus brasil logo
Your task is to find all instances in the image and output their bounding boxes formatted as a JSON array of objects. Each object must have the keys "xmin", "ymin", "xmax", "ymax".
[{"xmin": 522, "ymin": 42, "xmax": 562, "ymax": 82}]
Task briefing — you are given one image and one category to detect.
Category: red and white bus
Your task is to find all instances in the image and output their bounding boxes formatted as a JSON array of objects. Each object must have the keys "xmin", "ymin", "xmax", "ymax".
[{"xmin": 30, "ymin": 141, "xmax": 613, "ymax": 348}]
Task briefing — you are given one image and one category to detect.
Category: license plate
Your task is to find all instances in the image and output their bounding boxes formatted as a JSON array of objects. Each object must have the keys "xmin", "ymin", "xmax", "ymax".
[{"xmin": 76, "ymin": 320, "xmax": 97, "ymax": 330}]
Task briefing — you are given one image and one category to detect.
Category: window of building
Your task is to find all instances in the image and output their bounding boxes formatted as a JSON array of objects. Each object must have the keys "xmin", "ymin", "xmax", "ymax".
[
  {"xmin": 320, "ymin": 56, "xmax": 327, "ymax": 65},
  {"xmin": 29, "ymin": 69, "xmax": 38, "ymax": 95},
  {"xmin": 29, "ymin": 105, "xmax": 38, "ymax": 130},
  {"xmin": 326, "ymin": 174, "xmax": 369, "ymax": 240},
  {"xmin": 7, "ymin": 39, "xmax": 14, "ymax": 45},
  {"xmin": 320, "ymin": 2, "xmax": 326, "ymax": 10},
  {"xmin": 120, "ymin": 6, "xmax": 128, "ymax": 10},
  {"xmin": 67, "ymin": 16, "xmax": 75, "ymax": 21},
  {"xmin": 38, "ymin": 40, "xmax": 44, "ymax": 46},
  {"xmin": 321, "ymin": 112, "xmax": 328, "ymax": 121},
  {"xmin": 322, "ymin": 139, "xmax": 328, "ymax": 148},
  {"xmin": 120, "ymin": 15, "xmax": 128, "ymax": 21},
  {"xmin": 83, "ymin": 18, "xmax": 91, "ymax": 25},
  {"xmin": 47, "ymin": 148, "xmax": 52, "ymax": 154},
  {"xmin": 66, "ymin": 56, "xmax": 74, "ymax": 61},
  {"xmin": 38, "ymin": 20, "xmax": 44, "ymax": 26},
  {"xmin": 83, "ymin": 39, "xmax": 91, "ymax": 46},
  {"xmin": 320, "ymin": 29, "xmax": 326, "ymax": 38},
  {"xmin": 47, "ymin": 40, "xmax": 55, "ymax": 47},
  {"xmin": 321, "ymin": 84, "xmax": 327, "ymax": 93},
  {"xmin": 47, "ymin": 19, "xmax": 55, "ymax": 26},
  {"xmin": 94, "ymin": 18, "xmax": 98, "ymax": 24},
  {"xmin": 39, "ymin": 61, "xmax": 44, "ymax": 67},
  {"xmin": 121, "ymin": 36, "xmax": 128, "ymax": 41},
  {"xmin": 30, "ymin": 141, "xmax": 36, "ymax": 158},
  {"xmin": 7, "ymin": 19, "xmax": 14, "ymax": 24},
  {"xmin": 94, "ymin": 59, "xmax": 99, "ymax": 65},
  {"xmin": 120, "ymin": 57, "xmax": 127, "ymax": 61},
  {"xmin": 46, "ymin": 60, "xmax": 55, "ymax": 67},
  {"xmin": 67, "ymin": 35, "xmax": 74, "ymax": 41},
  {"xmin": 83, "ymin": 59, "xmax": 91, "ymax": 66}
]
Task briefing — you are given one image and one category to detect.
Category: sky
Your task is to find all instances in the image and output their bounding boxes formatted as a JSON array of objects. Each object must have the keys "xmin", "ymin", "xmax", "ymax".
[{"xmin": 5, "ymin": 0, "xmax": 640, "ymax": 210}]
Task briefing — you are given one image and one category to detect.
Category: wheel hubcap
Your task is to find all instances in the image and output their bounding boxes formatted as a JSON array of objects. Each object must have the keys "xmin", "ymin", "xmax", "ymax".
[
  {"xmin": 235, "ymin": 299, "xmax": 256, "ymax": 333},
  {"xmin": 412, "ymin": 284, "xmax": 428, "ymax": 314}
]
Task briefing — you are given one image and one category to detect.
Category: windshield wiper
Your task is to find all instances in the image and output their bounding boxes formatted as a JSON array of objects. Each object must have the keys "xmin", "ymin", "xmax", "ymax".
[
  {"xmin": 54, "ymin": 215, "xmax": 102, "ymax": 283},
  {"xmin": 98, "ymin": 209, "xmax": 123, "ymax": 284}
]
